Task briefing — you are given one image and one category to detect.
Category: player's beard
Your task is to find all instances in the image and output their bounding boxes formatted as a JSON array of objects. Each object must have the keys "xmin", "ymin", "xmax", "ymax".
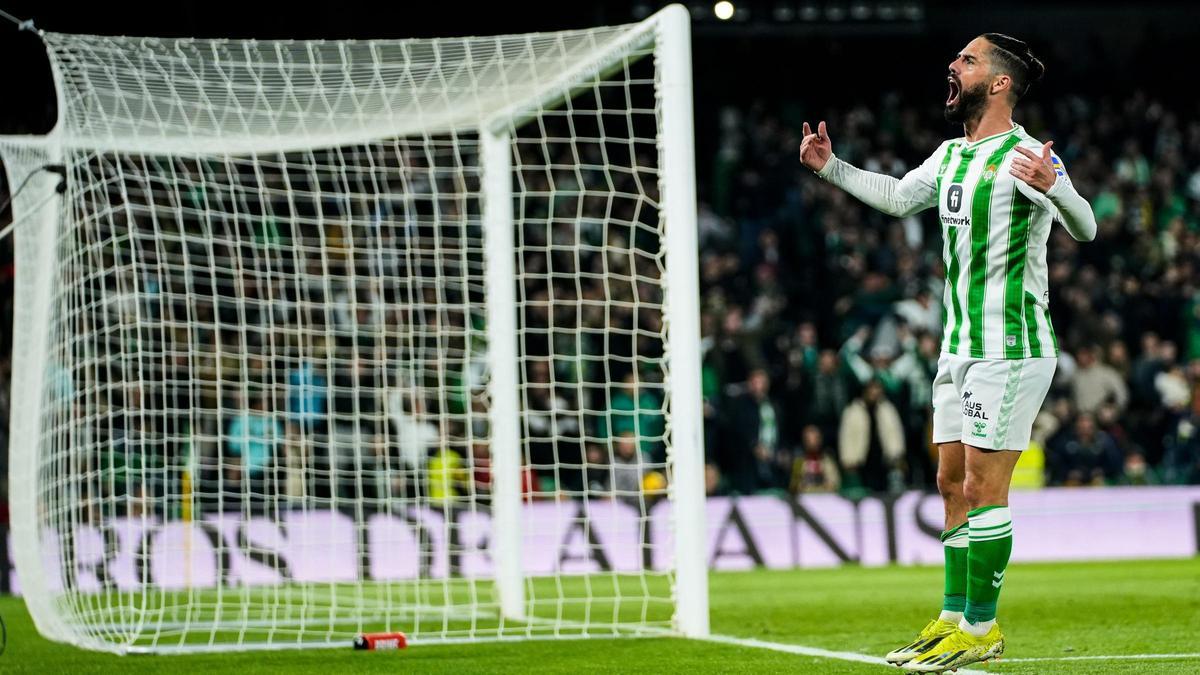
[{"xmin": 944, "ymin": 80, "xmax": 988, "ymax": 125}]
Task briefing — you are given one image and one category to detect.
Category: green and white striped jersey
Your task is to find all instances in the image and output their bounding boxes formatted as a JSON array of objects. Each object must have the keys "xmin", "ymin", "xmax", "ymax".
[
  {"xmin": 922, "ymin": 124, "xmax": 1061, "ymax": 359},
  {"xmin": 817, "ymin": 122, "xmax": 1092, "ymax": 359}
]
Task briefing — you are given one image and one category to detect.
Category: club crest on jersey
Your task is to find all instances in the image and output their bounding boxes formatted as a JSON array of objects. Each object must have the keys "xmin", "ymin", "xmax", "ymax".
[{"xmin": 982, "ymin": 164, "xmax": 998, "ymax": 183}]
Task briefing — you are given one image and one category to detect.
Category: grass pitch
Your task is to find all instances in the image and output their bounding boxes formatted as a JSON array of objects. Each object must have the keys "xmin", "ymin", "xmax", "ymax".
[{"xmin": 1, "ymin": 558, "xmax": 1197, "ymax": 673}]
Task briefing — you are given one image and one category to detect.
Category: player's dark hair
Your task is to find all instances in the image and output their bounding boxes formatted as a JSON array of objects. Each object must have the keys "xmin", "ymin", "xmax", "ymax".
[{"xmin": 980, "ymin": 33, "xmax": 1044, "ymax": 101}]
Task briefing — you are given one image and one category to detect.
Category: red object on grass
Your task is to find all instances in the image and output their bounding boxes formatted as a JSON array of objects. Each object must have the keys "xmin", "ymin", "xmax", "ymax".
[{"xmin": 353, "ymin": 632, "xmax": 408, "ymax": 650}]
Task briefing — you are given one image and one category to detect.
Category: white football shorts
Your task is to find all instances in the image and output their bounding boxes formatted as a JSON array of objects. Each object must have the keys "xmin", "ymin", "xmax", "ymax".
[{"xmin": 930, "ymin": 352, "xmax": 1056, "ymax": 451}]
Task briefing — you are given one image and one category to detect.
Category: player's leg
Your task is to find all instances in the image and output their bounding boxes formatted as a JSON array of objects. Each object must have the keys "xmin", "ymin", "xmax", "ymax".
[
  {"xmin": 905, "ymin": 357, "xmax": 1055, "ymax": 672},
  {"xmin": 905, "ymin": 451, "xmax": 1018, "ymax": 673},
  {"xmin": 885, "ymin": 357, "xmax": 963, "ymax": 665},
  {"xmin": 905, "ymin": 447, "xmax": 1017, "ymax": 672},
  {"xmin": 959, "ymin": 358, "xmax": 1055, "ymax": 638},
  {"xmin": 961, "ymin": 444, "xmax": 1021, "ymax": 634},
  {"xmin": 932, "ymin": 355, "xmax": 971, "ymax": 625},
  {"xmin": 935, "ymin": 441, "xmax": 968, "ymax": 623}
]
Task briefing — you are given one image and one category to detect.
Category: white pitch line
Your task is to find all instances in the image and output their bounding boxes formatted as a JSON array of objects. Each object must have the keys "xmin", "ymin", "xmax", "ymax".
[
  {"xmin": 703, "ymin": 633, "xmax": 989, "ymax": 673},
  {"xmin": 1000, "ymin": 653, "xmax": 1200, "ymax": 663}
]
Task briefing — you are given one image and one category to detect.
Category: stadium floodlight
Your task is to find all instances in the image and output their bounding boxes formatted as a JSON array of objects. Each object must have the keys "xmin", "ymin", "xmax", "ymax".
[{"xmin": 0, "ymin": 4, "xmax": 707, "ymax": 654}]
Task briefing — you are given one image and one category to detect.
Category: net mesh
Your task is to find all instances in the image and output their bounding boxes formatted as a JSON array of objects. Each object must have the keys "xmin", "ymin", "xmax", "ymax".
[{"xmin": 2, "ymin": 14, "xmax": 691, "ymax": 653}]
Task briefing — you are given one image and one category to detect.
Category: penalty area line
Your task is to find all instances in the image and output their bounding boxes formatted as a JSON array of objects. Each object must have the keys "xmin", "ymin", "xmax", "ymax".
[{"xmin": 702, "ymin": 633, "xmax": 989, "ymax": 673}]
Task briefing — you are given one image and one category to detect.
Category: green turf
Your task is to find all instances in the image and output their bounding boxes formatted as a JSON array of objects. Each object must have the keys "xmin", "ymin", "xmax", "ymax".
[{"xmin": 1, "ymin": 558, "xmax": 1197, "ymax": 673}]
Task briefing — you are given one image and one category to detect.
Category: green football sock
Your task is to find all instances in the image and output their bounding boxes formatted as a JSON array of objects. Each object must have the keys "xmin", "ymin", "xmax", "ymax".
[
  {"xmin": 941, "ymin": 522, "xmax": 968, "ymax": 613},
  {"xmin": 965, "ymin": 505, "xmax": 1013, "ymax": 624}
]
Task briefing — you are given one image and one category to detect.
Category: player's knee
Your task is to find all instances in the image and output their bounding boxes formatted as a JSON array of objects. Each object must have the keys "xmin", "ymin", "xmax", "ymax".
[
  {"xmin": 936, "ymin": 469, "xmax": 964, "ymax": 501},
  {"xmin": 962, "ymin": 474, "xmax": 1001, "ymax": 509}
]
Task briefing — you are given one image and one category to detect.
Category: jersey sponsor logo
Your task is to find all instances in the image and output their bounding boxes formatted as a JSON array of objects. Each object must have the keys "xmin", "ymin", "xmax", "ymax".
[
  {"xmin": 940, "ymin": 213, "xmax": 970, "ymax": 228},
  {"xmin": 963, "ymin": 392, "xmax": 989, "ymax": 420},
  {"xmin": 947, "ymin": 184, "xmax": 964, "ymax": 212},
  {"xmin": 1051, "ymin": 155, "xmax": 1065, "ymax": 176},
  {"xmin": 966, "ymin": 405, "xmax": 988, "ymax": 420}
]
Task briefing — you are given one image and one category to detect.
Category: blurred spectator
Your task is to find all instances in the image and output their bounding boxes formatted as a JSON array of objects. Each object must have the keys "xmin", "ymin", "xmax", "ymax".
[
  {"xmin": 1122, "ymin": 451, "xmax": 1153, "ymax": 486},
  {"xmin": 807, "ymin": 350, "xmax": 850, "ymax": 446},
  {"xmin": 775, "ymin": 321, "xmax": 819, "ymax": 446},
  {"xmin": 704, "ymin": 462, "xmax": 728, "ymax": 496},
  {"xmin": 1096, "ymin": 402, "xmax": 1140, "ymax": 461},
  {"xmin": 598, "ymin": 372, "xmax": 665, "ymax": 463},
  {"xmin": 1047, "ymin": 413, "xmax": 1124, "ymax": 486},
  {"xmin": 610, "ymin": 431, "xmax": 645, "ymax": 504},
  {"xmin": 469, "ymin": 439, "xmax": 538, "ymax": 503},
  {"xmin": 789, "ymin": 424, "xmax": 840, "ymax": 494},
  {"xmin": 1154, "ymin": 361, "xmax": 1191, "ymax": 414},
  {"xmin": 721, "ymin": 368, "xmax": 783, "ymax": 494},
  {"xmin": 838, "ymin": 379, "xmax": 905, "ymax": 493},
  {"xmin": 1130, "ymin": 332, "xmax": 1164, "ymax": 403},
  {"xmin": 287, "ymin": 360, "xmax": 328, "ymax": 433},
  {"xmin": 580, "ymin": 442, "xmax": 610, "ymax": 496},
  {"xmin": 281, "ymin": 423, "xmax": 310, "ymax": 500},
  {"xmin": 1162, "ymin": 412, "xmax": 1200, "ymax": 485},
  {"xmin": 893, "ymin": 288, "xmax": 941, "ymax": 338},
  {"xmin": 523, "ymin": 360, "xmax": 583, "ymax": 473},
  {"xmin": 1072, "ymin": 345, "xmax": 1129, "ymax": 415},
  {"xmin": 891, "ymin": 329, "xmax": 940, "ymax": 487},
  {"xmin": 386, "ymin": 387, "xmax": 440, "ymax": 475},
  {"xmin": 427, "ymin": 443, "xmax": 468, "ymax": 505},
  {"xmin": 224, "ymin": 388, "xmax": 283, "ymax": 488},
  {"xmin": 710, "ymin": 306, "xmax": 763, "ymax": 387},
  {"xmin": 100, "ymin": 412, "xmax": 161, "ymax": 515},
  {"xmin": 1115, "ymin": 139, "xmax": 1149, "ymax": 186}
]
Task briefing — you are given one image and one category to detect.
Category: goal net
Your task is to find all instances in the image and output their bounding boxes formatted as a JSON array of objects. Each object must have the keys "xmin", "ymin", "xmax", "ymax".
[{"xmin": 0, "ymin": 5, "xmax": 707, "ymax": 654}]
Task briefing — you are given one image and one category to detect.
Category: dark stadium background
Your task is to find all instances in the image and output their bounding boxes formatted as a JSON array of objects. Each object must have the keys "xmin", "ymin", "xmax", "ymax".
[{"xmin": 2, "ymin": 1, "xmax": 1198, "ymax": 135}]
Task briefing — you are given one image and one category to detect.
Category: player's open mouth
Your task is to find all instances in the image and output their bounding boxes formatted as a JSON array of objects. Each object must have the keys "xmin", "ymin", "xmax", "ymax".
[{"xmin": 947, "ymin": 77, "xmax": 960, "ymax": 106}]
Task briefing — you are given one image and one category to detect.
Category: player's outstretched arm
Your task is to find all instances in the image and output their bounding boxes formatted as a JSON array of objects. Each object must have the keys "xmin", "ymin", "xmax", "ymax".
[
  {"xmin": 801, "ymin": 120, "xmax": 938, "ymax": 218},
  {"xmin": 1011, "ymin": 141, "xmax": 1097, "ymax": 242}
]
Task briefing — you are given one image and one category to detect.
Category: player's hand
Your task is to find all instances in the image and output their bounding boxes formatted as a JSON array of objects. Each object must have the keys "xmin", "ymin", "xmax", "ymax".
[
  {"xmin": 1010, "ymin": 141, "xmax": 1057, "ymax": 194},
  {"xmin": 800, "ymin": 121, "xmax": 832, "ymax": 172}
]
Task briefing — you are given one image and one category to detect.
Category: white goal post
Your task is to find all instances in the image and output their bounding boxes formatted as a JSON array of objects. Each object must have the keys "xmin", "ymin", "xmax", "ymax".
[{"xmin": 0, "ymin": 4, "xmax": 707, "ymax": 654}]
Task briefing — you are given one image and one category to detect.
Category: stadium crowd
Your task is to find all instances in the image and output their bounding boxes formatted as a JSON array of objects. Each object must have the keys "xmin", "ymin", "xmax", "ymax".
[
  {"xmin": 700, "ymin": 90, "xmax": 1200, "ymax": 495},
  {"xmin": 2, "ymin": 87, "xmax": 1200, "ymax": 521}
]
